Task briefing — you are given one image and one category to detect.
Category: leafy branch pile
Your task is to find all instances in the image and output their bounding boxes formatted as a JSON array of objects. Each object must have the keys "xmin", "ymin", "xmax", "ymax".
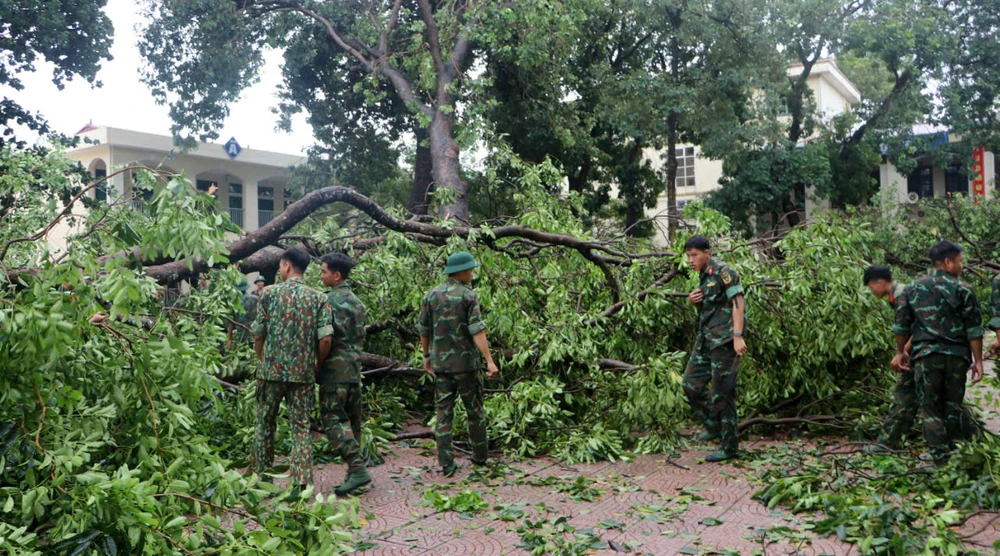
[
  {"xmin": 3, "ymin": 143, "xmax": 1000, "ymax": 553},
  {"xmin": 753, "ymin": 434, "xmax": 1000, "ymax": 554},
  {"xmin": 1, "ymin": 148, "xmax": 358, "ymax": 554}
]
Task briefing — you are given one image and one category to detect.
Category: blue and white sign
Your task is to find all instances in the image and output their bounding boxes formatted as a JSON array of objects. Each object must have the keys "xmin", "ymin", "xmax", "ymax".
[{"xmin": 224, "ymin": 137, "xmax": 242, "ymax": 159}]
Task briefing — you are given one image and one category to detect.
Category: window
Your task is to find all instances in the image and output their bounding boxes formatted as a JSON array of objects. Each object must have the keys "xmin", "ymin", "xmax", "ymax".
[
  {"xmin": 674, "ymin": 147, "xmax": 696, "ymax": 188},
  {"xmin": 258, "ymin": 199, "xmax": 274, "ymax": 211},
  {"xmin": 94, "ymin": 168, "xmax": 107, "ymax": 202},
  {"xmin": 197, "ymin": 180, "xmax": 218, "ymax": 195},
  {"xmin": 907, "ymin": 166, "xmax": 934, "ymax": 199},
  {"xmin": 228, "ymin": 182, "xmax": 243, "ymax": 196},
  {"xmin": 229, "ymin": 197, "xmax": 243, "ymax": 209},
  {"xmin": 945, "ymin": 163, "xmax": 967, "ymax": 195},
  {"xmin": 258, "ymin": 186, "xmax": 273, "ymax": 198}
]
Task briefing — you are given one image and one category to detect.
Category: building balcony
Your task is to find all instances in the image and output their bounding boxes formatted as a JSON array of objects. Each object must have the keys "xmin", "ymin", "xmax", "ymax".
[
  {"xmin": 259, "ymin": 210, "xmax": 275, "ymax": 226},
  {"xmin": 129, "ymin": 198, "xmax": 147, "ymax": 215},
  {"xmin": 227, "ymin": 207, "xmax": 244, "ymax": 228}
]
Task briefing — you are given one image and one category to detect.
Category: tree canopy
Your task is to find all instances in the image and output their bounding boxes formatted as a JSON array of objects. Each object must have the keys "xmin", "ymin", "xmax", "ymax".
[{"xmin": 0, "ymin": 0, "xmax": 114, "ymax": 145}]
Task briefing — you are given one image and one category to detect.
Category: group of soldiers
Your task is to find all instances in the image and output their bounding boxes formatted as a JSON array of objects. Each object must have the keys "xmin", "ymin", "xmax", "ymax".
[
  {"xmin": 865, "ymin": 240, "xmax": 1000, "ymax": 465},
  {"xmin": 242, "ymin": 248, "xmax": 497, "ymax": 495},
  {"xmin": 682, "ymin": 236, "xmax": 1000, "ymax": 467},
  {"xmin": 239, "ymin": 236, "xmax": 999, "ymax": 497}
]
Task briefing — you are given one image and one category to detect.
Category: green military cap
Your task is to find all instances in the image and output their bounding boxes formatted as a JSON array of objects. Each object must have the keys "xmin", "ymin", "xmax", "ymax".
[
  {"xmin": 236, "ymin": 277, "xmax": 249, "ymax": 292},
  {"xmin": 254, "ymin": 276, "xmax": 266, "ymax": 284},
  {"xmin": 443, "ymin": 251, "xmax": 479, "ymax": 275}
]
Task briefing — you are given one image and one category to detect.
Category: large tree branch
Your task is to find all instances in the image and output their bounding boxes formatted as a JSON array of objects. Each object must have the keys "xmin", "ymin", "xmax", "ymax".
[
  {"xmin": 381, "ymin": 0, "xmax": 404, "ymax": 53},
  {"xmin": 273, "ymin": 0, "xmax": 432, "ymax": 117},
  {"xmin": 416, "ymin": 0, "xmax": 447, "ymax": 77},
  {"xmin": 840, "ymin": 69, "xmax": 913, "ymax": 156},
  {"xmin": 142, "ymin": 186, "xmax": 660, "ymax": 284}
]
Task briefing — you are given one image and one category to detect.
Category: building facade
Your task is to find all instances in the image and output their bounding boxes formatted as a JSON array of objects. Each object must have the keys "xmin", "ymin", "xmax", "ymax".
[{"xmin": 65, "ymin": 124, "xmax": 304, "ymax": 234}]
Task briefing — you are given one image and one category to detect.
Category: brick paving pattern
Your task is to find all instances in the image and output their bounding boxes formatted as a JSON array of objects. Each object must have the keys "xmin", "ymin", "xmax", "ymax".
[{"xmin": 311, "ymin": 369, "xmax": 1000, "ymax": 555}]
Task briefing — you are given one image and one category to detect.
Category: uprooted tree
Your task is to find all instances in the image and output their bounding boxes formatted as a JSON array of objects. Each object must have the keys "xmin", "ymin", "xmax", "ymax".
[{"xmin": 4, "ymin": 139, "xmax": 1000, "ymax": 553}]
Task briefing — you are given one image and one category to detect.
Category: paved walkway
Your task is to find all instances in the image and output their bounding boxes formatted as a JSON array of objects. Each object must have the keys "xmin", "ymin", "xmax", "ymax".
[{"xmin": 311, "ymin": 376, "xmax": 1000, "ymax": 555}]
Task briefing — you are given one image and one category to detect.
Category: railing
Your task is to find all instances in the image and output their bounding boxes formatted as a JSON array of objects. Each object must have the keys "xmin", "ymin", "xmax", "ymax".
[
  {"xmin": 129, "ymin": 198, "xmax": 146, "ymax": 215},
  {"xmin": 259, "ymin": 210, "xmax": 275, "ymax": 226},
  {"xmin": 228, "ymin": 208, "xmax": 244, "ymax": 228}
]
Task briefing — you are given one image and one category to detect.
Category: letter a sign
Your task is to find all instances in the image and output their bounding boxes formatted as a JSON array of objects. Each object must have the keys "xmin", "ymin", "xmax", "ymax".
[{"xmin": 224, "ymin": 137, "xmax": 242, "ymax": 160}]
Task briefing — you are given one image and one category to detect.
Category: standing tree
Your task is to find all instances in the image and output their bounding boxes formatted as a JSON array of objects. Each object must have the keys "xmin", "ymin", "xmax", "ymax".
[
  {"xmin": 0, "ymin": 0, "xmax": 114, "ymax": 145},
  {"xmin": 707, "ymin": 0, "xmax": 1000, "ymax": 233},
  {"xmin": 486, "ymin": 0, "xmax": 766, "ymax": 238},
  {"xmin": 139, "ymin": 0, "xmax": 574, "ymax": 223}
]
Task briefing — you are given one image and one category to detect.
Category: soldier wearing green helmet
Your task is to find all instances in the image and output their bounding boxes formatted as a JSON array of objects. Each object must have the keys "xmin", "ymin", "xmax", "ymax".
[{"xmin": 418, "ymin": 251, "xmax": 499, "ymax": 477}]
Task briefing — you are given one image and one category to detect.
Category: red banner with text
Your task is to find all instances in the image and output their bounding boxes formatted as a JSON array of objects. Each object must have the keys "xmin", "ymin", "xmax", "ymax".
[{"xmin": 972, "ymin": 147, "xmax": 986, "ymax": 198}]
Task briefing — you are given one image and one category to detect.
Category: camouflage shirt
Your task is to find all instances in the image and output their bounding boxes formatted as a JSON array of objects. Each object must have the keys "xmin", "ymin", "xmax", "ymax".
[
  {"xmin": 418, "ymin": 279, "xmax": 487, "ymax": 374},
  {"xmin": 695, "ymin": 259, "xmax": 745, "ymax": 350},
  {"xmin": 319, "ymin": 283, "xmax": 367, "ymax": 384},
  {"xmin": 252, "ymin": 277, "xmax": 334, "ymax": 383},
  {"xmin": 232, "ymin": 292, "xmax": 259, "ymax": 343},
  {"xmin": 889, "ymin": 282, "xmax": 907, "ymax": 311},
  {"xmin": 989, "ymin": 274, "xmax": 1000, "ymax": 331},
  {"xmin": 893, "ymin": 269, "xmax": 984, "ymax": 361}
]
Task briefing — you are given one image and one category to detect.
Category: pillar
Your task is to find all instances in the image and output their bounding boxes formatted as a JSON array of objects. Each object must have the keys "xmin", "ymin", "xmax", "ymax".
[{"xmin": 244, "ymin": 180, "xmax": 259, "ymax": 231}]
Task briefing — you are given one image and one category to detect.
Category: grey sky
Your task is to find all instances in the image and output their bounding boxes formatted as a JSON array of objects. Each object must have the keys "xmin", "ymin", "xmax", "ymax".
[{"xmin": 1, "ymin": 0, "xmax": 313, "ymax": 156}]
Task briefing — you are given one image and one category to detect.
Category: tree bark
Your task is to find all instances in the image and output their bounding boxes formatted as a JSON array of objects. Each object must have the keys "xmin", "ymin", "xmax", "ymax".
[
  {"xmin": 406, "ymin": 125, "xmax": 435, "ymax": 215},
  {"xmin": 787, "ymin": 47, "xmax": 818, "ymax": 145},
  {"xmin": 428, "ymin": 107, "xmax": 469, "ymax": 222},
  {"xmin": 665, "ymin": 17, "xmax": 681, "ymax": 242}
]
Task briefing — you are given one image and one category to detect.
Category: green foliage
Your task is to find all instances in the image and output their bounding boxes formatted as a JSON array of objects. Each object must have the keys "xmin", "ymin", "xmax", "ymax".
[
  {"xmin": 515, "ymin": 514, "xmax": 606, "ymax": 555},
  {"xmin": 753, "ymin": 436, "xmax": 1000, "ymax": 554},
  {"xmin": 0, "ymin": 147, "xmax": 357, "ymax": 553},
  {"xmin": 4, "ymin": 135, "xmax": 1000, "ymax": 552},
  {"xmin": 0, "ymin": 0, "xmax": 114, "ymax": 143},
  {"xmin": 421, "ymin": 488, "xmax": 488, "ymax": 514}
]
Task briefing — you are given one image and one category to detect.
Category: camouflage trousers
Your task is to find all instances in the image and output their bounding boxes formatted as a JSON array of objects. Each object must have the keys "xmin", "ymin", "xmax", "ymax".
[
  {"xmin": 435, "ymin": 372, "xmax": 488, "ymax": 469},
  {"xmin": 877, "ymin": 368, "xmax": 980, "ymax": 448},
  {"xmin": 914, "ymin": 354, "xmax": 970, "ymax": 464},
  {"xmin": 683, "ymin": 342, "xmax": 740, "ymax": 453},
  {"xmin": 252, "ymin": 380, "xmax": 314, "ymax": 485},
  {"xmin": 319, "ymin": 382, "xmax": 365, "ymax": 471}
]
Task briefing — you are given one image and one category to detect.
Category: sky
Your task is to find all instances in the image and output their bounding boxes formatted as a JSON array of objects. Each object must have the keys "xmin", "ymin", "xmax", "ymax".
[{"xmin": 2, "ymin": 0, "xmax": 314, "ymax": 156}]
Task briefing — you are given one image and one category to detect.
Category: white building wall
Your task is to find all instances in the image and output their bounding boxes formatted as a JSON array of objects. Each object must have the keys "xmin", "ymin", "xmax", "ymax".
[{"xmin": 52, "ymin": 126, "xmax": 303, "ymax": 254}]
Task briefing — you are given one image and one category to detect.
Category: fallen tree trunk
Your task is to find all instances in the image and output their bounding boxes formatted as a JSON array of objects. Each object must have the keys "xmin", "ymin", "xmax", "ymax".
[{"xmin": 140, "ymin": 186, "xmax": 672, "ymax": 284}]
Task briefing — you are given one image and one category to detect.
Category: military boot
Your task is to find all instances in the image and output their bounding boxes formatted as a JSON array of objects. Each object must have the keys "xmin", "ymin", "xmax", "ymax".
[
  {"xmin": 705, "ymin": 450, "xmax": 737, "ymax": 462},
  {"xmin": 334, "ymin": 467, "xmax": 372, "ymax": 496},
  {"xmin": 697, "ymin": 430, "xmax": 720, "ymax": 442}
]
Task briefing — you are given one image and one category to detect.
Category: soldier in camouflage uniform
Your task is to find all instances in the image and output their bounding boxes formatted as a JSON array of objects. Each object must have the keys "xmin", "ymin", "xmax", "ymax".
[
  {"xmin": 682, "ymin": 235, "xmax": 747, "ymax": 463},
  {"xmin": 894, "ymin": 241, "xmax": 985, "ymax": 466},
  {"xmin": 318, "ymin": 253, "xmax": 372, "ymax": 495},
  {"xmin": 228, "ymin": 278, "xmax": 259, "ymax": 348},
  {"xmin": 863, "ymin": 265, "xmax": 917, "ymax": 451},
  {"xmin": 419, "ymin": 251, "xmax": 499, "ymax": 477},
  {"xmin": 863, "ymin": 265, "xmax": 980, "ymax": 454},
  {"xmin": 252, "ymin": 247, "xmax": 334, "ymax": 487}
]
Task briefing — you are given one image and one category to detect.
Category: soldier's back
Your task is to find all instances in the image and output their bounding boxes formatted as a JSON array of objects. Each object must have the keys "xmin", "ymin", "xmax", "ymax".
[
  {"xmin": 420, "ymin": 280, "xmax": 484, "ymax": 374},
  {"xmin": 904, "ymin": 271, "xmax": 979, "ymax": 359},
  {"xmin": 258, "ymin": 279, "xmax": 330, "ymax": 382}
]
